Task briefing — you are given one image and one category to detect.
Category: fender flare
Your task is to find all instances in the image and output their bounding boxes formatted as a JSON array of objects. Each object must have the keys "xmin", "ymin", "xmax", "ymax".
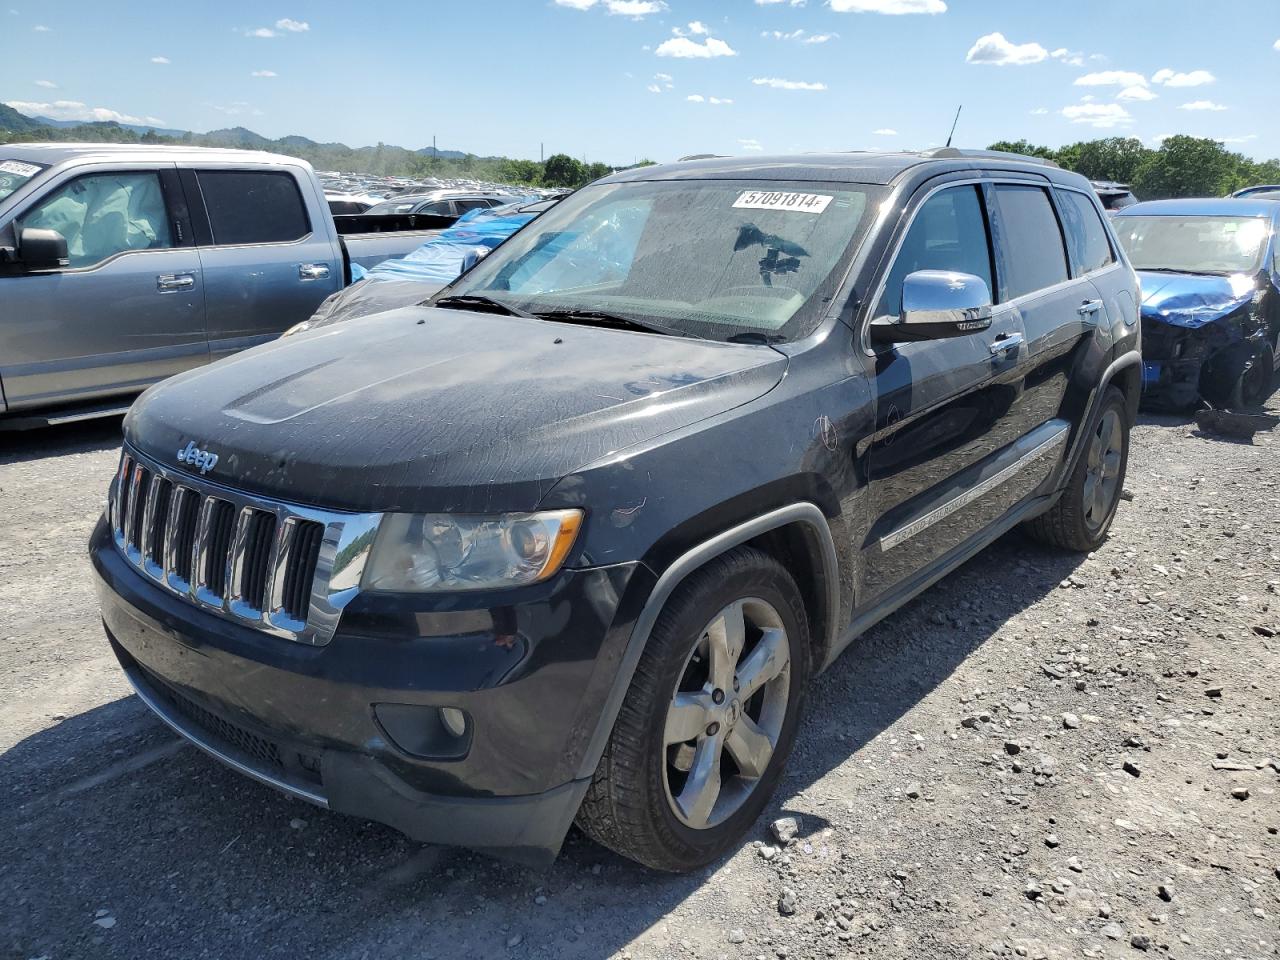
[
  {"xmin": 575, "ymin": 502, "xmax": 840, "ymax": 780},
  {"xmin": 1062, "ymin": 349, "xmax": 1141, "ymax": 477}
]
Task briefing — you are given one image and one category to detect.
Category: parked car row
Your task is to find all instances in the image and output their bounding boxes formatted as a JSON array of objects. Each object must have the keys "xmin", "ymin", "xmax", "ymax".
[{"xmin": 91, "ymin": 146, "xmax": 1144, "ymax": 871}]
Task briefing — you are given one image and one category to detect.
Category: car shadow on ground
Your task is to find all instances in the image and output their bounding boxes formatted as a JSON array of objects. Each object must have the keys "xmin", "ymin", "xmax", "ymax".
[
  {"xmin": 2, "ymin": 525, "xmax": 1085, "ymax": 960},
  {"xmin": 0, "ymin": 415, "xmax": 124, "ymax": 465}
]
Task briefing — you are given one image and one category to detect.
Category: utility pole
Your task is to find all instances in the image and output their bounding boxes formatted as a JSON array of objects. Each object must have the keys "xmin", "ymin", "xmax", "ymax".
[{"xmin": 432, "ymin": 135, "xmax": 437, "ymax": 160}]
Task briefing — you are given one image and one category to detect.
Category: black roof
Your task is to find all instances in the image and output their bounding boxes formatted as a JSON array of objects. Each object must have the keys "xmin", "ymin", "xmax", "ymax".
[{"xmin": 604, "ymin": 149, "xmax": 1076, "ymax": 187}]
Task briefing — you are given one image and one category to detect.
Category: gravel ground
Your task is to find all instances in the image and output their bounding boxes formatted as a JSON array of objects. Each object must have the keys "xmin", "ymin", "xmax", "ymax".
[{"xmin": 2, "ymin": 402, "xmax": 1277, "ymax": 960}]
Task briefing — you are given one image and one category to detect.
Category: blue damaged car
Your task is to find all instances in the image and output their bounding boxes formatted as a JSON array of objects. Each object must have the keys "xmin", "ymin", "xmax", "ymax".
[{"xmin": 1112, "ymin": 198, "xmax": 1280, "ymax": 409}]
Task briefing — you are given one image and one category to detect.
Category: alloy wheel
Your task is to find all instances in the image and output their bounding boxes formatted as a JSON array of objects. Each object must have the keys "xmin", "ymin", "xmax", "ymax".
[
  {"xmin": 661, "ymin": 597, "xmax": 791, "ymax": 829},
  {"xmin": 1083, "ymin": 408, "xmax": 1123, "ymax": 530}
]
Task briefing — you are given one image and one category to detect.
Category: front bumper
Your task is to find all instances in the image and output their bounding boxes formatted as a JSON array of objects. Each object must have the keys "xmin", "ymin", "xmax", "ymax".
[{"xmin": 90, "ymin": 516, "xmax": 652, "ymax": 863}]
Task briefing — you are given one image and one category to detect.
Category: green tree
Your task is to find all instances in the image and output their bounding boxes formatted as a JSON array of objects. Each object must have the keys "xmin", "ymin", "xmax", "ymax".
[
  {"xmin": 1133, "ymin": 136, "xmax": 1239, "ymax": 199},
  {"xmin": 987, "ymin": 139, "xmax": 1057, "ymax": 161},
  {"xmin": 542, "ymin": 153, "xmax": 586, "ymax": 188},
  {"xmin": 1065, "ymin": 137, "xmax": 1150, "ymax": 185}
]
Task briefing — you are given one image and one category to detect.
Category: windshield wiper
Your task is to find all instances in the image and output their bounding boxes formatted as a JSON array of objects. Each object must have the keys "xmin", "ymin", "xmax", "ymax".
[
  {"xmin": 726, "ymin": 331, "xmax": 786, "ymax": 345},
  {"xmin": 432, "ymin": 294, "xmax": 535, "ymax": 318},
  {"xmin": 532, "ymin": 308, "xmax": 694, "ymax": 339}
]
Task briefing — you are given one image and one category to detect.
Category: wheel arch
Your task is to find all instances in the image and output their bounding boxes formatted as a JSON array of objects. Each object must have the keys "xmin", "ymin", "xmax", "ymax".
[
  {"xmin": 574, "ymin": 502, "xmax": 840, "ymax": 781},
  {"xmin": 1062, "ymin": 349, "xmax": 1140, "ymax": 480}
]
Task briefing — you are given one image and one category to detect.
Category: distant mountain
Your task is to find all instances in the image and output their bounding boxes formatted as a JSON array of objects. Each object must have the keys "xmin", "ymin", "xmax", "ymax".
[
  {"xmin": 415, "ymin": 146, "xmax": 469, "ymax": 160},
  {"xmin": 0, "ymin": 102, "xmax": 41, "ymax": 133},
  {"xmin": 31, "ymin": 114, "xmax": 189, "ymax": 138}
]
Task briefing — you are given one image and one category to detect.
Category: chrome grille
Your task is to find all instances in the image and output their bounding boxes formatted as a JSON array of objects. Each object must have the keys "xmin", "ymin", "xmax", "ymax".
[{"xmin": 108, "ymin": 446, "xmax": 382, "ymax": 646}]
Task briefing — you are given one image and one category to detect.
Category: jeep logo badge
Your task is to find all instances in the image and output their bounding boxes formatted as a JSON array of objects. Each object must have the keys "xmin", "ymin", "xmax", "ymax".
[{"xmin": 177, "ymin": 441, "xmax": 219, "ymax": 475}]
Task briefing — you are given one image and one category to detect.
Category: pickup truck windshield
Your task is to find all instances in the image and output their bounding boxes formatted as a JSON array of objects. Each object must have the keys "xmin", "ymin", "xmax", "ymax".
[
  {"xmin": 0, "ymin": 159, "xmax": 44, "ymax": 202},
  {"xmin": 443, "ymin": 179, "xmax": 881, "ymax": 342},
  {"xmin": 1115, "ymin": 215, "xmax": 1268, "ymax": 276}
]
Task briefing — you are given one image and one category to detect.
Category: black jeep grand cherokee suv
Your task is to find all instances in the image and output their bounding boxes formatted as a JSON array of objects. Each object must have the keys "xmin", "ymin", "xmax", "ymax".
[{"xmin": 92, "ymin": 149, "xmax": 1141, "ymax": 871}]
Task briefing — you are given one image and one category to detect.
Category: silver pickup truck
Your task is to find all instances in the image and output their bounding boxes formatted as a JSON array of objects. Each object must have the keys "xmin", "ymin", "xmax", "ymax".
[{"xmin": 0, "ymin": 144, "xmax": 448, "ymax": 427}]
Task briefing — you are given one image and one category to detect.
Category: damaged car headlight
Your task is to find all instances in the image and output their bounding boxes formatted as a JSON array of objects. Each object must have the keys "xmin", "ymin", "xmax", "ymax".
[{"xmin": 362, "ymin": 510, "xmax": 584, "ymax": 593}]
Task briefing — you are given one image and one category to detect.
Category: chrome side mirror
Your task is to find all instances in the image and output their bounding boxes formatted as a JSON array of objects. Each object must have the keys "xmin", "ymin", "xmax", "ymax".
[{"xmin": 871, "ymin": 270, "xmax": 993, "ymax": 344}]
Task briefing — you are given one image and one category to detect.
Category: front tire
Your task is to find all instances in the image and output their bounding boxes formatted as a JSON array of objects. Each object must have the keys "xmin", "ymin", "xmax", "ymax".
[
  {"xmin": 1024, "ymin": 386, "xmax": 1129, "ymax": 552},
  {"xmin": 577, "ymin": 546, "xmax": 810, "ymax": 872}
]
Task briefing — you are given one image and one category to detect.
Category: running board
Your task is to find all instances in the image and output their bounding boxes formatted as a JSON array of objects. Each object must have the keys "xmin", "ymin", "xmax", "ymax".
[{"xmin": 0, "ymin": 401, "xmax": 133, "ymax": 431}]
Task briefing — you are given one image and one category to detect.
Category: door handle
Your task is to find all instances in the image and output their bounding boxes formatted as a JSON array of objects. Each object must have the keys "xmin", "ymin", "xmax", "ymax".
[
  {"xmin": 989, "ymin": 331, "xmax": 1024, "ymax": 355},
  {"xmin": 156, "ymin": 273, "xmax": 195, "ymax": 292},
  {"xmin": 298, "ymin": 263, "xmax": 331, "ymax": 281},
  {"xmin": 1078, "ymin": 299, "xmax": 1104, "ymax": 316}
]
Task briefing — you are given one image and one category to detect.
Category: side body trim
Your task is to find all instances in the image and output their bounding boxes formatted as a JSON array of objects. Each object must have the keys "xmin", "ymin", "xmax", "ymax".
[
  {"xmin": 576, "ymin": 502, "xmax": 840, "ymax": 780},
  {"xmin": 878, "ymin": 424, "xmax": 1069, "ymax": 552}
]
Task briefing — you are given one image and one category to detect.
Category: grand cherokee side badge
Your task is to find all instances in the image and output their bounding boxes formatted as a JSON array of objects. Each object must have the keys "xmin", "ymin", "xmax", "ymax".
[{"xmin": 177, "ymin": 441, "xmax": 219, "ymax": 475}]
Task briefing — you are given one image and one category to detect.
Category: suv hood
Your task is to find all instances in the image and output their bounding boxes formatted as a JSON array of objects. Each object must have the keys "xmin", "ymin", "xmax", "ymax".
[
  {"xmin": 125, "ymin": 306, "xmax": 787, "ymax": 514},
  {"xmin": 1137, "ymin": 269, "xmax": 1258, "ymax": 329}
]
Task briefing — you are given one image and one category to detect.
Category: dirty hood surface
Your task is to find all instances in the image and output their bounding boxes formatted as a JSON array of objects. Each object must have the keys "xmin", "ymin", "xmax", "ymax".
[
  {"xmin": 1137, "ymin": 270, "xmax": 1257, "ymax": 329},
  {"xmin": 125, "ymin": 306, "xmax": 787, "ymax": 514}
]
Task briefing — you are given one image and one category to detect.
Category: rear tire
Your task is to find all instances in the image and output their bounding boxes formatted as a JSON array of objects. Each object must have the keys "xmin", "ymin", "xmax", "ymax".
[
  {"xmin": 576, "ymin": 546, "xmax": 810, "ymax": 872},
  {"xmin": 1202, "ymin": 343, "xmax": 1273, "ymax": 410},
  {"xmin": 1024, "ymin": 386, "xmax": 1129, "ymax": 552}
]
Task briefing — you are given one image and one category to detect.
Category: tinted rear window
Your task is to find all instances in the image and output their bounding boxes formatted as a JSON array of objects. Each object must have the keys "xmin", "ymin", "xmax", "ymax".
[
  {"xmin": 197, "ymin": 170, "xmax": 310, "ymax": 245},
  {"xmin": 1057, "ymin": 190, "xmax": 1115, "ymax": 276},
  {"xmin": 992, "ymin": 185, "xmax": 1069, "ymax": 300}
]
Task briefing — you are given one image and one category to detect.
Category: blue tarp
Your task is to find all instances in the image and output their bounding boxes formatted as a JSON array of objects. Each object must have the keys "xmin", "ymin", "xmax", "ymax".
[{"xmin": 364, "ymin": 199, "xmax": 541, "ymax": 283}]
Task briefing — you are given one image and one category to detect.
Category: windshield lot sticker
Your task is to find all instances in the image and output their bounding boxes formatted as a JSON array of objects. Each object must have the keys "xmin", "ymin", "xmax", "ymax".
[
  {"xmin": 0, "ymin": 160, "xmax": 40, "ymax": 177},
  {"xmin": 733, "ymin": 191, "xmax": 832, "ymax": 214}
]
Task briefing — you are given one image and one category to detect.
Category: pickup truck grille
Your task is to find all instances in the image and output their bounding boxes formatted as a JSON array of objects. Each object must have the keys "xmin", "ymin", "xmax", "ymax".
[{"xmin": 108, "ymin": 446, "xmax": 382, "ymax": 645}]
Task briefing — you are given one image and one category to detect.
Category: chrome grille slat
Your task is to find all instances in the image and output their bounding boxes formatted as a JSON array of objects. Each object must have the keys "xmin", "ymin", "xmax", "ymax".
[{"xmin": 107, "ymin": 446, "xmax": 382, "ymax": 646}]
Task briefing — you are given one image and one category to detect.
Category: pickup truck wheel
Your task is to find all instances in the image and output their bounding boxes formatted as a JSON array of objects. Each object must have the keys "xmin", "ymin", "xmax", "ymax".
[
  {"xmin": 577, "ymin": 546, "xmax": 810, "ymax": 872},
  {"xmin": 1024, "ymin": 386, "xmax": 1129, "ymax": 552}
]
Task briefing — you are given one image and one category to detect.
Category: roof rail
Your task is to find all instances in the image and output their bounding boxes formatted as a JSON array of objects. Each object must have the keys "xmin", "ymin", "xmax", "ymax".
[
  {"xmin": 921, "ymin": 147, "xmax": 1060, "ymax": 168},
  {"xmin": 678, "ymin": 153, "xmax": 727, "ymax": 162}
]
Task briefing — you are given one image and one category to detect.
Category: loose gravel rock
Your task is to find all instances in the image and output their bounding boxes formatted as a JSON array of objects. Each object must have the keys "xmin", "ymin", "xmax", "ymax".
[{"xmin": 3, "ymin": 404, "xmax": 1279, "ymax": 960}]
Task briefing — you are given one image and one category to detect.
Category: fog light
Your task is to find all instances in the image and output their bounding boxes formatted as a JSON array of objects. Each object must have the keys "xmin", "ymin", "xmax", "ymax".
[{"xmin": 440, "ymin": 706, "xmax": 468, "ymax": 738}]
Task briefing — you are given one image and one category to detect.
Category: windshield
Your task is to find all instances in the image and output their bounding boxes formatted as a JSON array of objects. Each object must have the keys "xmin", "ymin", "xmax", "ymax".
[
  {"xmin": 440, "ymin": 178, "xmax": 881, "ymax": 342},
  {"xmin": 1114, "ymin": 215, "xmax": 1269, "ymax": 275},
  {"xmin": 0, "ymin": 159, "xmax": 44, "ymax": 203}
]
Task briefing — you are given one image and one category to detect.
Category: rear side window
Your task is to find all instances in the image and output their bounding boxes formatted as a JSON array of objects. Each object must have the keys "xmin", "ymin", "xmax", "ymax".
[
  {"xmin": 877, "ymin": 184, "xmax": 993, "ymax": 319},
  {"xmin": 991, "ymin": 185, "xmax": 1069, "ymax": 300},
  {"xmin": 453, "ymin": 198, "xmax": 491, "ymax": 213},
  {"xmin": 196, "ymin": 170, "xmax": 310, "ymax": 245},
  {"xmin": 1057, "ymin": 189, "xmax": 1115, "ymax": 276}
]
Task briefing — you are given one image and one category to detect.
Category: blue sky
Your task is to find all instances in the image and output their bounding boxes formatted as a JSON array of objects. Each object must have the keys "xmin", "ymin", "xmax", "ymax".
[{"xmin": 4, "ymin": 0, "xmax": 1278, "ymax": 164}]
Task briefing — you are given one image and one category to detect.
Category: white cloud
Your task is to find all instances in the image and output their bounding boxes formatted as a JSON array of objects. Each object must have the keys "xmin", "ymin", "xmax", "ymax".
[
  {"xmin": 873, "ymin": 128, "xmax": 898, "ymax": 135},
  {"xmin": 752, "ymin": 76, "xmax": 827, "ymax": 91},
  {"xmin": 1178, "ymin": 100, "xmax": 1227, "ymax": 111},
  {"xmin": 32, "ymin": 23, "xmax": 48, "ymax": 30},
  {"xmin": 739, "ymin": 138, "xmax": 763, "ymax": 151},
  {"xmin": 1061, "ymin": 102, "xmax": 1132, "ymax": 128},
  {"xmin": 802, "ymin": 32, "xmax": 837, "ymax": 43},
  {"xmin": 687, "ymin": 20, "xmax": 708, "ymax": 34},
  {"xmin": 4, "ymin": 99, "xmax": 164, "ymax": 126},
  {"xmin": 275, "ymin": 18, "xmax": 309, "ymax": 31},
  {"xmin": 1117, "ymin": 85, "xmax": 1156, "ymax": 101},
  {"xmin": 656, "ymin": 35, "xmax": 736, "ymax": 58},
  {"xmin": 686, "ymin": 94, "xmax": 732, "ymax": 104},
  {"xmin": 246, "ymin": 27, "xmax": 275, "ymax": 37},
  {"xmin": 966, "ymin": 32, "xmax": 1047, "ymax": 66},
  {"xmin": 1152, "ymin": 68, "xmax": 1215, "ymax": 87},
  {"xmin": 647, "ymin": 83, "xmax": 662, "ymax": 93},
  {"xmin": 686, "ymin": 94, "xmax": 704, "ymax": 102},
  {"xmin": 1274, "ymin": 38, "xmax": 1280, "ymax": 51},
  {"xmin": 33, "ymin": 79, "xmax": 56, "ymax": 88},
  {"xmin": 251, "ymin": 69, "xmax": 277, "ymax": 78},
  {"xmin": 1074, "ymin": 70, "xmax": 1146, "ymax": 88},
  {"xmin": 554, "ymin": 0, "xmax": 598, "ymax": 6},
  {"xmin": 1218, "ymin": 134, "xmax": 1258, "ymax": 144},
  {"xmin": 829, "ymin": 0, "xmax": 945, "ymax": 13},
  {"xmin": 1050, "ymin": 48, "xmax": 1084, "ymax": 67},
  {"xmin": 763, "ymin": 29, "xmax": 805, "ymax": 40},
  {"xmin": 150, "ymin": 55, "xmax": 170, "ymax": 64},
  {"xmin": 754, "ymin": 0, "xmax": 806, "ymax": 5},
  {"xmin": 1030, "ymin": 107, "xmax": 1048, "ymax": 115},
  {"xmin": 605, "ymin": 0, "xmax": 666, "ymax": 16}
]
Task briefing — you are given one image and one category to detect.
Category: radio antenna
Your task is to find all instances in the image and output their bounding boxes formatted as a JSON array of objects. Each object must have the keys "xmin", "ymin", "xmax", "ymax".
[{"xmin": 945, "ymin": 105, "xmax": 963, "ymax": 148}]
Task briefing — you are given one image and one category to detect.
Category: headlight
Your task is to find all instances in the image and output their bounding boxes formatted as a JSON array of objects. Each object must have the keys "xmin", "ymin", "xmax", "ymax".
[{"xmin": 361, "ymin": 510, "xmax": 584, "ymax": 593}]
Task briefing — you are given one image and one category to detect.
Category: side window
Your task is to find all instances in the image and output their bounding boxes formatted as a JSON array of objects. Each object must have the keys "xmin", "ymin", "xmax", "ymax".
[
  {"xmin": 877, "ymin": 185, "xmax": 993, "ymax": 319},
  {"xmin": 196, "ymin": 170, "xmax": 309, "ymax": 245},
  {"xmin": 17, "ymin": 171, "xmax": 172, "ymax": 268},
  {"xmin": 1057, "ymin": 189, "xmax": 1115, "ymax": 276},
  {"xmin": 991, "ymin": 185, "xmax": 1069, "ymax": 299},
  {"xmin": 418, "ymin": 200, "xmax": 453, "ymax": 215},
  {"xmin": 453, "ymin": 199, "xmax": 491, "ymax": 214}
]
